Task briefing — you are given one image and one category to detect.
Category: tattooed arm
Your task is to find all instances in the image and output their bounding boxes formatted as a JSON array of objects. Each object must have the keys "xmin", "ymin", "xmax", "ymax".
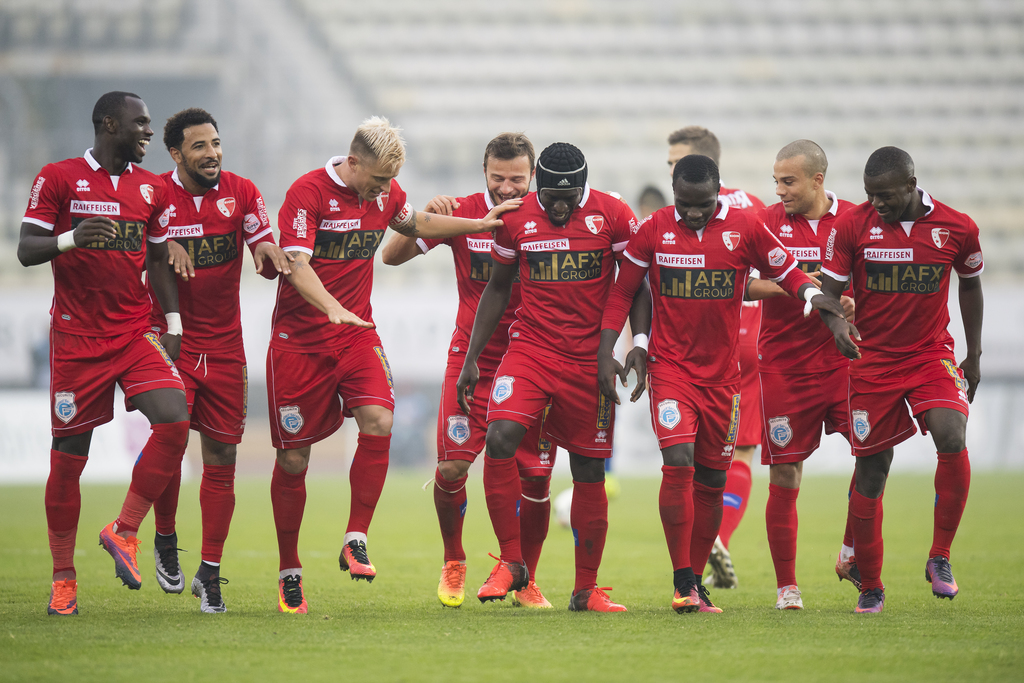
[{"xmin": 388, "ymin": 198, "xmax": 522, "ymax": 239}]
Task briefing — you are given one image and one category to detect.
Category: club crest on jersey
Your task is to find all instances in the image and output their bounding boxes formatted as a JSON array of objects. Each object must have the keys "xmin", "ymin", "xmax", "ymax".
[
  {"xmin": 657, "ymin": 399, "xmax": 680, "ymax": 430},
  {"xmin": 139, "ymin": 184, "xmax": 154, "ymax": 205},
  {"xmin": 217, "ymin": 197, "xmax": 236, "ymax": 218},
  {"xmin": 931, "ymin": 228, "xmax": 950, "ymax": 249},
  {"xmin": 585, "ymin": 215, "xmax": 604, "ymax": 235},
  {"xmin": 852, "ymin": 410, "xmax": 871, "ymax": 442},
  {"xmin": 376, "ymin": 192, "xmax": 389, "ymax": 211},
  {"xmin": 768, "ymin": 416, "xmax": 793, "ymax": 448},
  {"xmin": 54, "ymin": 391, "xmax": 77, "ymax": 424},
  {"xmin": 493, "ymin": 376, "xmax": 514, "ymax": 404},
  {"xmin": 279, "ymin": 405, "xmax": 304, "ymax": 435},
  {"xmin": 722, "ymin": 231, "xmax": 741, "ymax": 251},
  {"xmin": 769, "ymin": 247, "xmax": 787, "ymax": 267},
  {"xmin": 447, "ymin": 415, "xmax": 470, "ymax": 445}
]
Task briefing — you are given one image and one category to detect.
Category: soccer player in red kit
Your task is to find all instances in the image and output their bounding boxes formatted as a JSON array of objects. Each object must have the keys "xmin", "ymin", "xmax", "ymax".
[
  {"xmin": 17, "ymin": 91, "xmax": 191, "ymax": 614},
  {"xmin": 270, "ymin": 117, "xmax": 519, "ymax": 613},
  {"xmin": 598, "ymin": 154, "xmax": 847, "ymax": 615},
  {"xmin": 668, "ymin": 126, "xmax": 764, "ymax": 589},
  {"xmin": 818, "ymin": 147, "xmax": 983, "ymax": 613},
  {"xmin": 457, "ymin": 142, "xmax": 650, "ymax": 612},
  {"xmin": 745, "ymin": 140, "xmax": 857, "ymax": 609},
  {"xmin": 381, "ymin": 133, "xmax": 558, "ymax": 609},
  {"xmin": 141, "ymin": 108, "xmax": 293, "ymax": 613}
]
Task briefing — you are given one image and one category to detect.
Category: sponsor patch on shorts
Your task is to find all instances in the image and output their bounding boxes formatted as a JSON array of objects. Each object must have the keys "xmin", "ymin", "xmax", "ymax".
[
  {"xmin": 768, "ymin": 416, "xmax": 793, "ymax": 448},
  {"xmin": 54, "ymin": 391, "xmax": 77, "ymax": 424},
  {"xmin": 852, "ymin": 409, "xmax": 871, "ymax": 442},
  {"xmin": 657, "ymin": 399, "xmax": 680, "ymax": 429},
  {"xmin": 493, "ymin": 376, "xmax": 514, "ymax": 404},
  {"xmin": 279, "ymin": 405, "xmax": 304, "ymax": 435},
  {"xmin": 446, "ymin": 415, "xmax": 470, "ymax": 445}
]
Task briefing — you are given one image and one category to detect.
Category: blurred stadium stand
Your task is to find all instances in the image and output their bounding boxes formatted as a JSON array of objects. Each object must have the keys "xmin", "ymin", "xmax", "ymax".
[{"xmin": 1, "ymin": 0, "xmax": 1022, "ymax": 477}]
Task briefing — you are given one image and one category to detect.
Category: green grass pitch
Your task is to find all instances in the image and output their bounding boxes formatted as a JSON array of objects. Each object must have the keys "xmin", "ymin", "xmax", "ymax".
[{"xmin": 1, "ymin": 471, "xmax": 1022, "ymax": 682}]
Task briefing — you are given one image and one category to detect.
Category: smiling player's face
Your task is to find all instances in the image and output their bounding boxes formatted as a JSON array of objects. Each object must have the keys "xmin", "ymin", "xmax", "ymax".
[{"xmin": 673, "ymin": 178, "xmax": 719, "ymax": 232}]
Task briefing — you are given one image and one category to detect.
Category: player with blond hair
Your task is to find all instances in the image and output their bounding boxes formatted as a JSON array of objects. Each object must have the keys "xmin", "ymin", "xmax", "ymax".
[{"xmin": 269, "ymin": 117, "xmax": 520, "ymax": 613}]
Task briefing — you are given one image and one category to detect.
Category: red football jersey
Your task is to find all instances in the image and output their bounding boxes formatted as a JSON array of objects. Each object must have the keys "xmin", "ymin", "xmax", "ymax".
[
  {"xmin": 491, "ymin": 186, "xmax": 638, "ymax": 363},
  {"xmin": 147, "ymin": 169, "xmax": 276, "ymax": 352},
  {"xmin": 418, "ymin": 191, "xmax": 521, "ymax": 369},
  {"xmin": 758, "ymin": 191, "xmax": 856, "ymax": 374},
  {"xmin": 821, "ymin": 189, "xmax": 983, "ymax": 374},
  {"xmin": 271, "ymin": 157, "xmax": 412, "ymax": 352},
  {"xmin": 720, "ymin": 186, "xmax": 766, "ymax": 212},
  {"xmin": 22, "ymin": 149, "xmax": 170, "ymax": 337},
  {"xmin": 604, "ymin": 202, "xmax": 813, "ymax": 386}
]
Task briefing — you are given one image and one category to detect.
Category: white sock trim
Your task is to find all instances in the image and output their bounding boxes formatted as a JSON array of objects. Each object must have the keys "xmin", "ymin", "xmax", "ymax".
[
  {"xmin": 521, "ymin": 494, "xmax": 550, "ymax": 503},
  {"xmin": 279, "ymin": 568, "xmax": 302, "ymax": 579},
  {"xmin": 840, "ymin": 545, "xmax": 855, "ymax": 562},
  {"xmin": 344, "ymin": 532, "xmax": 367, "ymax": 546}
]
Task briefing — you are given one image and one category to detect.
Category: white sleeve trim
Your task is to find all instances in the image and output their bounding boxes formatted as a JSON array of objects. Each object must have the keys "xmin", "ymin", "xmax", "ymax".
[
  {"xmin": 147, "ymin": 234, "xmax": 168, "ymax": 244},
  {"xmin": 958, "ymin": 265, "xmax": 984, "ymax": 279},
  {"xmin": 244, "ymin": 227, "xmax": 274, "ymax": 245},
  {"xmin": 612, "ymin": 240, "xmax": 630, "ymax": 253},
  {"xmin": 416, "ymin": 238, "xmax": 431, "ymax": 255},
  {"xmin": 624, "ymin": 250, "xmax": 650, "ymax": 268},
  {"xmin": 23, "ymin": 217, "xmax": 54, "ymax": 231},
  {"xmin": 492, "ymin": 243, "xmax": 515, "ymax": 259},
  {"xmin": 767, "ymin": 260, "xmax": 799, "ymax": 283},
  {"xmin": 820, "ymin": 266, "xmax": 849, "ymax": 282},
  {"xmin": 283, "ymin": 245, "xmax": 313, "ymax": 256}
]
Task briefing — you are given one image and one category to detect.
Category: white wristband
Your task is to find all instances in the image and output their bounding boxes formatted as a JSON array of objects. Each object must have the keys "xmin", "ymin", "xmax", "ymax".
[
  {"xmin": 802, "ymin": 286, "xmax": 819, "ymax": 303},
  {"xmin": 57, "ymin": 231, "xmax": 77, "ymax": 253},
  {"xmin": 632, "ymin": 333, "xmax": 649, "ymax": 351},
  {"xmin": 165, "ymin": 312, "xmax": 183, "ymax": 336}
]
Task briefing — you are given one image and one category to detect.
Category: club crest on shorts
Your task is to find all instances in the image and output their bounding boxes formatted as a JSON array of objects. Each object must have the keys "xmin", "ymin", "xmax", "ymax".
[
  {"xmin": 657, "ymin": 399, "xmax": 680, "ymax": 429},
  {"xmin": 279, "ymin": 405, "xmax": 304, "ymax": 435},
  {"xmin": 768, "ymin": 416, "xmax": 793, "ymax": 448},
  {"xmin": 722, "ymin": 231, "xmax": 741, "ymax": 251},
  {"xmin": 492, "ymin": 376, "xmax": 514, "ymax": 404},
  {"xmin": 217, "ymin": 197, "xmax": 236, "ymax": 218},
  {"xmin": 852, "ymin": 409, "xmax": 871, "ymax": 442},
  {"xmin": 584, "ymin": 215, "xmax": 604, "ymax": 235},
  {"xmin": 931, "ymin": 227, "xmax": 950, "ymax": 249},
  {"xmin": 54, "ymin": 391, "xmax": 77, "ymax": 424},
  {"xmin": 447, "ymin": 415, "xmax": 470, "ymax": 445}
]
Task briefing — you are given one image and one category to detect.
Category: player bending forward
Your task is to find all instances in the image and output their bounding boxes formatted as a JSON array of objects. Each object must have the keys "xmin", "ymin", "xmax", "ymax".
[
  {"xmin": 458, "ymin": 142, "xmax": 650, "ymax": 613},
  {"xmin": 144, "ymin": 108, "xmax": 292, "ymax": 613},
  {"xmin": 18, "ymin": 92, "xmax": 190, "ymax": 614},
  {"xmin": 598, "ymin": 154, "xmax": 848, "ymax": 615},
  {"xmin": 382, "ymin": 133, "xmax": 558, "ymax": 608},
  {"xmin": 269, "ymin": 117, "xmax": 519, "ymax": 613},
  {"xmin": 818, "ymin": 147, "xmax": 983, "ymax": 614}
]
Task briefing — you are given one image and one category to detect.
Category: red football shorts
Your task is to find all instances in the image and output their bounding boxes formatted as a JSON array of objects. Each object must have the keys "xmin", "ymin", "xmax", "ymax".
[
  {"xmin": 736, "ymin": 303, "xmax": 762, "ymax": 447},
  {"xmin": 50, "ymin": 328, "xmax": 185, "ymax": 437},
  {"xmin": 647, "ymin": 365, "xmax": 741, "ymax": 470},
  {"xmin": 267, "ymin": 334, "xmax": 396, "ymax": 450},
  {"xmin": 176, "ymin": 346, "xmax": 248, "ymax": 445},
  {"xmin": 486, "ymin": 348, "xmax": 613, "ymax": 458},
  {"xmin": 848, "ymin": 357, "xmax": 970, "ymax": 456},
  {"xmin": 759, "ymin": 366, "xmax": 851, "ymax": 465},
  {"xmin": 437, "ymin": 353, "xmax": 556, "ymax": 476}
]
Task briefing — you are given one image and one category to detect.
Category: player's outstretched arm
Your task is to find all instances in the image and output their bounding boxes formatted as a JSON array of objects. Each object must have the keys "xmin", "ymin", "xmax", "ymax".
[
  {"xmin": 817, "ymin": 273, "xmax": 861, "ymax": 360},
  {"xmin": 253, "ymin": 241, "xmax": 294, "ymax": 279},
  {"xmin": 456, "ymin": 260, "xmax": 516, "ymax": 414},
  {"xmin": 17, "ymin": 218, "xmax": 118, "ymax": 267},
  {"xmin": 283, "ymin": 251, "xmax": 373, "ymax": 328},
  {"xmin": 745, "ymin": 277, "xmax": 786, "ymax": 301},
  {"xmin": 167, "ymin": 239, "xmax": 195, "ymax": 282},
  {"xmin": 390, "ymin": 198, "xmax": 522, "ymax": 240},
  {"xmin": 958, "ymin": 274, "xmax": 983, "ymax": 402},
  {"xmin": 147, "ymin": 239, "xmax": 183, "ymax": 360},
  {"xmin": 382, "ymin": 195, "xmax": 460, "ymax": 265}
]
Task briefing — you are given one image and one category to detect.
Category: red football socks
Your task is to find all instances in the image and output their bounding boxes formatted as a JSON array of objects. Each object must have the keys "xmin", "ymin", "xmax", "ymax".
[
  {"xmin": 346, "ymin": 433, "xmax": 390, "ymax": 534},
  {"xmin": 766, "ymin": 483, "xmax": 800, "ymax": 588},
  {"xmin": 719, "ymin": 459, "xmax": 751, "ymax": 548},
  {"xmin": 519, "ymin": 476, "xmax": 551, "ymax": 580},
  {"xmin": 115, "ymin": 420, "xmax": 189, "ymax": 534},
  {"xmin": 433, "ymin": 468, "xmax": 468, "ymax": 563},
  {"xmin": 571, "ymin": 480, "xmax": 608, "ymax": 593},
  {"xmin": 659, "ymin": 465, "xmax": 695, "ymax": 571},
  {"xmin": 843, "ymin": 470, "xmax": 856, "ymax": 547},
  {"xmin": 271, "ymin": 461, "xmax": 307, "ymax": 571},
  {"xmin": 849, "ymin": 488, "xmax": 884, "ymax": 590},
  {"xmin": 691, "ymin": 480, "xmax": 725, "ymax": 577},
  {"xmin": 200, "ymin": 463, "xmax": 236, "ymax": 564},
  {"xmin": 46, "ymin": 450, "xmax": 88, "ymax": 576},
  {"xmin": 483, "ymin": 455, "xmax": 522, "ymax": 563},
  {"xmin": 152, "ymin": 467, "xmax": 181, "ymax": 536},
  {"xmin": 931, "ymin": 449, "xmax": 970, "ymax": 559}
]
